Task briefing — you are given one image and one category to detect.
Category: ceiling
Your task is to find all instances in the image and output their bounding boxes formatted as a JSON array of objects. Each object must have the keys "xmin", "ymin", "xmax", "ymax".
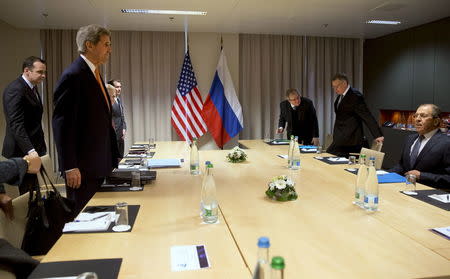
[{"xmin": 0, "ymin": 0, "xmax": 449, "ymax": 39}]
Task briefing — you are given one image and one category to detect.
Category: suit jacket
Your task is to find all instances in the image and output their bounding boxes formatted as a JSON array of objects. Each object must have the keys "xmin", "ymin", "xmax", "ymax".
[
  {"xmin": 112, "ymin": 98, "xmax": 126, "ymax": 139},
  {"xmin": 0, "ymin": 158, "xmax": 27, "ymax": 193},
  {"xmin": 328, "ymin": 87, "xmax": 382, "ymax": 152},
  {"xmin": 278, "ymin": 97, "xmax": 319, "ymax": 141},
  {"xmin": 52, "ymin": 56, "xmax": 119, "ymax": 178},
  {"xmin": 389, "ymin": 132, "xmax": 450, "ymax": 188},
  {"xmin": 2, "ymin": 77, "xmax": 46, "ymax": 158}
]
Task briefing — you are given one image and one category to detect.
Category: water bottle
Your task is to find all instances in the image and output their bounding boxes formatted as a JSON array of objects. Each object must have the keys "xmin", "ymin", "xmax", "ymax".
[
  {"xmin": 199, "ymin": 161, "xmax": 211, "ymax": 217},
  {"xmin": 270, "ymin": 256, "xmax": 285, "ymax": 279},
  {"xmin": 253, "ymin": 237, "xmax": 270, "ymax": 279},
  {"xmin": 287, "ymin": 135, "xmax": 295, "ymax": 168},
  {"xmin": 364, "ymin": 156, "xmax": 379, "ymax": 211},
  {"xmin": 201, "ymin": 163, "xmax": 218, "ymax": 223},
  {"xmin": 190, "ymin": 138, "xmax": 200, "ymax": 175},
  {"xmin": 354, "ymin": 154, "xmax": 367, "ymax": 207},
  {"xmin": 290, "ymin": 136, "xmax": 300, "ymax": 170}
]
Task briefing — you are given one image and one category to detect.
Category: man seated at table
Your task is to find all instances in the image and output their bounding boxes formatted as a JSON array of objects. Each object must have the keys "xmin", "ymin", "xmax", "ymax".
[{"xmin": 389, "ymin": 104, "xmax": 450, "ymax": 189}]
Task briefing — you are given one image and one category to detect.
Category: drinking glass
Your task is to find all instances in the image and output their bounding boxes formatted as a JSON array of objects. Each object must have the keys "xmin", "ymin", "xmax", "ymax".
[
  {"xmin": 316, "ymin": 145, "xmax": 322, "ymax": 154},
  {"xmin": 148, "ymin": 137, "xmax": 156, "ymax": 149},
  {"xmin": 348, "ymin": 156, "xmax": 357, "ymax": 165},
  {"xmin": 76, "ymin": 272, "xmax": 98, "ymax": 279},
  {"xmin": 112, "ymin": 202, "xmax": 131, "ymax": 232},
  {"xmin": 130, "ymin": 171, "xmax": 142, "ymax": 191},
  {"xmin": 405, "ymin": 174, "xmax": 417, "ymax": 195}
]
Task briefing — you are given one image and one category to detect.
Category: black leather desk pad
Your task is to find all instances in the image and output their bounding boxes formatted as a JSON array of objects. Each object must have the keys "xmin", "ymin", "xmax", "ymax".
[
  {"xmin": 28, "ymin": 258, "xmax": 122, "ymax": 279},
  {"xmin": 64, "ymin": 205, "xmax": 140, "ymax": 234},
  {"xmin": 401, "ymin": 189, "xmax": 450, "ymax": 211},
  {"xmin": 314, "ymin": 156, "xmax": 349, "ymax": 165}
]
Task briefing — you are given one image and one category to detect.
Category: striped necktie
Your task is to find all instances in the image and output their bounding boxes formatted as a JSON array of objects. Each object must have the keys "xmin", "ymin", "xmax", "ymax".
[{"xmin": 410, "ymin": 135, "xmax": 424, "ymax": 167}]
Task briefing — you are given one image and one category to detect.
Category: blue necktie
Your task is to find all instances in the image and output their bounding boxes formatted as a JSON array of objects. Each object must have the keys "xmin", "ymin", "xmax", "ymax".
[{"xmin": 410, "ymin": 135, "xmax": 424, "ymax": 167}]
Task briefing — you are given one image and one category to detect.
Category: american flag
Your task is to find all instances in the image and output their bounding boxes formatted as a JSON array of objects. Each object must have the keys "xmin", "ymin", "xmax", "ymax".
[{"xmin": 171, "ymin": 51, "xmax": 207, "ymax": 142}]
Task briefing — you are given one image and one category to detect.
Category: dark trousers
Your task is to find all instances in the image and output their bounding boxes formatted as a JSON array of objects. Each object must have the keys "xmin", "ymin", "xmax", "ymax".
[
  {"xmin": 18, "ymin": 174, "xmax": 38, "ymax": 195},
  {"xmin": 327, "ymin": 144, "xmax": 362, "ymax": 158},
  {"xmin": 65, "ymin": 176, "xmax": 104, "ymax": 216},
  {"xmin": 117, "ymin": 137, "xmax": 124, "ymax": 158}
]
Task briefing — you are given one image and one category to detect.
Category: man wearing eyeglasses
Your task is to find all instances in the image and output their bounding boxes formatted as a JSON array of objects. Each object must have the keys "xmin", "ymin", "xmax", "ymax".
[
  {"xmin": 390, "ymin": 104, "xmax": 450, "ymax": 188},
  {"xmin": 277, "ymin": 88, "xmax": 320, "ymax": 146},
  {"xmin": 327, "ymin": 73, "xmax": 383, "ymax": 157}
]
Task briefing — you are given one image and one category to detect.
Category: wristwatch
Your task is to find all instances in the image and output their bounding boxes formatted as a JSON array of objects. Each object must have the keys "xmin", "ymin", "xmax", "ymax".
[{"xmin": 24, "ymin": 158, "xmax": 31, "ymax": 171}]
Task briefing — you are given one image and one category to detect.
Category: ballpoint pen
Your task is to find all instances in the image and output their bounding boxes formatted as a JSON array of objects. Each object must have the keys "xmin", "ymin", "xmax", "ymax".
[{"xmin": 75, "ymin": 213, "xmax": 110, "ymax": 222}]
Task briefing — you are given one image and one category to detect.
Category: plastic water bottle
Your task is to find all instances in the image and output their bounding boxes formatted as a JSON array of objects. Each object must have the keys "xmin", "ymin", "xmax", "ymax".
[
  {"xmin": 287, "ymin": 135, "xmax": 295, "ymax": 168},
  {"xmin": 201, "ymin": 163, "xmax": 218, "ymax": 223},
  {"xmin": 354, "ymin": 154, "xmax": 367, "ymax": 207},
  {"xmin": 199, "ymin": 161, "xmax": 211, "ymax": 217},
  {"xmin": 364, "ymin": 156, "xmax": 379, "ymax": 211},
  {"xmin": 252, "ymin": 237, "xmax": 270, "ymax": 279},
  {"xmin": 290, "ymin": 136, "xmax": 300, "ymax": 170},
  {"xmin": 270, "ymin": 256, "xmax": 285, "ymax": 279},
  {"xmin": 190, "ymin": 138, "xmax": 199, "ymax": 175}
]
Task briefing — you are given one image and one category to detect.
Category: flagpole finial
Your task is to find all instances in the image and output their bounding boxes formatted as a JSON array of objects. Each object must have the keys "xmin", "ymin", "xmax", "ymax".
[{"xmin": 220, "ymin": 35, "xmax": 223, "ymax": 51}]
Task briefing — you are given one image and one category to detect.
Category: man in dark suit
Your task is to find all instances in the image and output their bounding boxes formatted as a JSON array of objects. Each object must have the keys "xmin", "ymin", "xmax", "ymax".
[
  {"xmin": 108, "ymin": 79, "xmax": 127, "ymax": 158},
  {"xmin": 53, "ymin": 24, "xmax": 119, "ymax": 214},
  {"xmin": 390, "ymin": 104, "xmax": 450, "ymax": 189},
  {"xmin": 327, "ymin": 73, "xmax": 384, "ymax": 157},
  {"xmin": 277, "ymin": 88, "xmax": 320, "ymax": 145},
  {"xmin": 2, "ymin": 56, "xmax": 47, "ymax": 194}
]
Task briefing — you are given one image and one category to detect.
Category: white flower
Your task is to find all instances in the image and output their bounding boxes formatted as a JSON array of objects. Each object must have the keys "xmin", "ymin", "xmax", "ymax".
[
  {"xmin": 269, "ymin": 182, "xmax": 275, "ymax": 190},
  {"xmin": 274, "ymin": 180, "xmax": 287, "ymax": 189}
]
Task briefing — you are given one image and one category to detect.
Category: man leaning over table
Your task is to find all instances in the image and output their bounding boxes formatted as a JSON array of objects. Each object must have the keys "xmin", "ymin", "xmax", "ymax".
[
  {"xmin": 52, "ymin": 24, "xmax": 119, "ymax": 215},
  {"xmin": 389, "ymin": 104, "xmax": 450, "ymax": 189}
]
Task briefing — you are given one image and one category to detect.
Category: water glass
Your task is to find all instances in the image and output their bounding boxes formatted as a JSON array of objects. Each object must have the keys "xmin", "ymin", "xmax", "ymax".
[
  {"xmin": 264, "ymin": 133, "xmax": 271, "ymax": 143},
  {"xmin": 131, "ymin": 171, "xmax": 141, "ymax": 187},
  {"xmin": 348, "ymin": 156, "xmax": 357, "ymax": 165},
  {"xmin": 316, "ymin": 145, "xmax": 322, "ymax": 154},
  {"xmin": 76, "ymin": 272, "xmax": 98, "ymax": 279},
  {"xmin": 113, "ymin": 202, "xmax": 131, "ymax": 232},
  {"xmin": 148, "ymin": 137, "xmax": 156, "ymax": 149},
  {"xmin": 405, "ymin": 174, "xmax": 417, "ymax": 195}
]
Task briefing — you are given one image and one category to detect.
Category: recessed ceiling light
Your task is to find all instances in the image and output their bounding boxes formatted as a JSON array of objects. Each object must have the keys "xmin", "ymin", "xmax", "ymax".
[
  {"xmin": 366, "ymin": 20, "xmax": 401, "ymax": 25},
  {"xmin": 121, "ymin": 9, "xmax": 207, "ymax": 16}
]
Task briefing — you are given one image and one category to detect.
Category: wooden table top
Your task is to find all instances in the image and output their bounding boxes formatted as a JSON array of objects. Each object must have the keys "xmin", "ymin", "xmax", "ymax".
[{"xmin": 43, "ymin": 140, "xmax": 450, "ymax": 278}]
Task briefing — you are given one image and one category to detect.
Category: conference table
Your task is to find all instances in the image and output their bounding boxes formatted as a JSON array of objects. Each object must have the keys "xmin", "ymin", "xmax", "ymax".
[{"xmin": 42, "ymin": 140, "xmax": 450, "ymax": 278}]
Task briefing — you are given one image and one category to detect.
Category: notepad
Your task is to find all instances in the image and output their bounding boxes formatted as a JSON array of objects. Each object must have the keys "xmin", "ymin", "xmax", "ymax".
[
  {"xmin": 327, "ymin": 157, "xmax": 348, "ymax": 162},
  {"xmin": 63, "ymin": 212, "xmax": 115, "ymax": 232},
  {"xmin": 376, "ymin": 172, "xmax": 406, "ymax": 183},
  {"xmin": 147, "ymin": 158, "xmax": 182, "ymax": 168}
]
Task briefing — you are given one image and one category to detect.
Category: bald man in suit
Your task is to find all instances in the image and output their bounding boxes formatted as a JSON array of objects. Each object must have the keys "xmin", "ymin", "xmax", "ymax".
[{"xmin": 53, "ymin": 24, "xmax": 119, "ymax": 214}]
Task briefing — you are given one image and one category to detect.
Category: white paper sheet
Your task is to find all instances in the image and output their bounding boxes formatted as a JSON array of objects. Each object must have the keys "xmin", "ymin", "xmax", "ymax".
[
  {"xmin": 147, "ymin": 158, "xmax": 182, "ymax": 168},
  {"xmin": 327, "ymin": 157, "xmax": 349, "ymax": 162},
  {"xmin": 432, "ymin": 226, "xmax": 450, "ymax": 239},
  {"xmin": 428, "ymin": 194, "xmax": 450, "ymax": 203},
  {"xmin": 63, "ymin": 212, "xmax": 115, "ymax": 232},
  {"xmin": 170, "ymin": 245, "xmax": 210, "ymax": 272}
]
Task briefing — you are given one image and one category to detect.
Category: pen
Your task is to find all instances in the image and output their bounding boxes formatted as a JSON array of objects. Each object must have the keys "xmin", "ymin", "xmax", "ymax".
[{"xmin": 75, "ymin": 213, "xmax": 110, "ymax": 222}]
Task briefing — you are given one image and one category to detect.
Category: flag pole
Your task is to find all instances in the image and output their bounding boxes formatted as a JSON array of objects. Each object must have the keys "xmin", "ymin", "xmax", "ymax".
[{"xmin": 184, "ymin": 16, "xmax": 189, "ymax": 143}]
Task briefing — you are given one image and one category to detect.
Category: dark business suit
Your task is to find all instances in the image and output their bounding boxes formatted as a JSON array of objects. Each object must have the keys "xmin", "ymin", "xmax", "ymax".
[
  {"xmin": 389, "ymin": 131, "xmax": 450, "ymax": 189},
  {"xmin": 278, "ymin": 97, "xmax": 319, "ymax": 144},
  {"xmin": 327, "ymin": 87, "xmax": 382, "ymax": 157},
  {"xmin": 0, "ymin": 158, "xmax": 28, "ymax": 194},
  {"xmin": 2, "ymin": 77, "xmax": 46, "ymax": 194},
  {"xmin": 53, "ymin": 56, "xmax": 119, "ymax": 214},
  {"xmin": 112, "ymin": 97, "xmax": 126, "ymax": 158}
]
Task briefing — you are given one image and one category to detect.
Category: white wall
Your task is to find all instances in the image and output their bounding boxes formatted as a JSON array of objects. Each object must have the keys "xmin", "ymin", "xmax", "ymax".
[{"xmin": 0, "ymin": 20, "xmax": 40, "ymax": 155}]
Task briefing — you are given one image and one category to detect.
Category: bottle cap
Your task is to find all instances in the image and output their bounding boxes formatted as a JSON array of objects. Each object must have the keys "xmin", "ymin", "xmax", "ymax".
[
  {"xmin": 360, "ymin": 154, "xmax": 366, "ymax": 158},
  {"xmin": 257, "ymin": 237, "xmax": 270, "ymax": 248},
  {"xmin": 369, "ymin": 156, "xmax": 375, "ymax": 160},
  {"xmin": 271, "ymin": 256, "xmax": 285, "ymax": 270}
]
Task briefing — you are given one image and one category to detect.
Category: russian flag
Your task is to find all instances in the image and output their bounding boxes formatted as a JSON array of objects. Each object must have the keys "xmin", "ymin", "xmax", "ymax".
[{"xmin": 202, "ymin": 50, "xmax": 244, "ymax": 148}]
